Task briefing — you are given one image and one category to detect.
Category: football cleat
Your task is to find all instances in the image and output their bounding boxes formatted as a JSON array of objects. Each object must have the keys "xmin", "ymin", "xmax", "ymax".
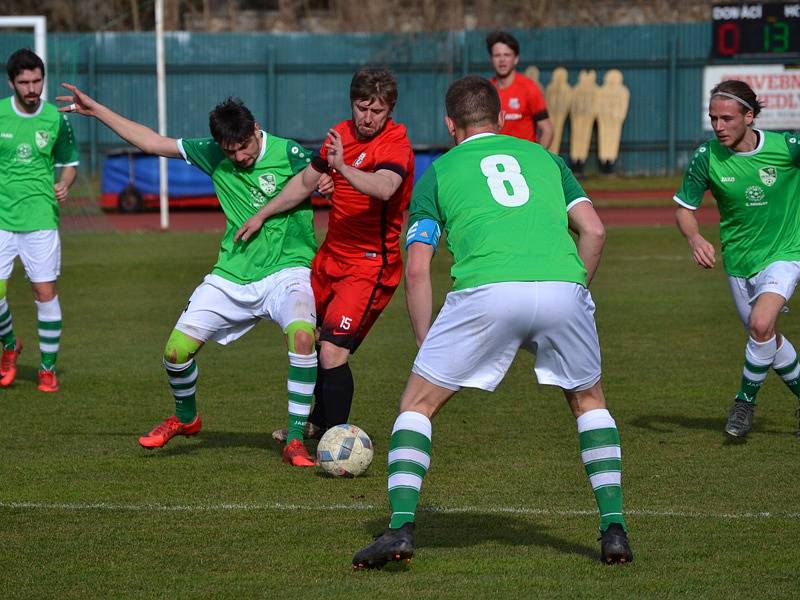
[
  {"xmin": 725, "ymin": 399, "xmax": 755, "ymax": 437},
  {"xmin": 0, "ymin": 339, "xmax": 22, "ymax": 387},
  {"xmin": 37, "ymin": 369, "xmax": 59, "ymax": 392},
  {"xmin": 271, "ymin": 421, "xmax": 323, "ymax": 443},
  {"xmin": 352, "ymin": 523, "xmax": 415, "ymax": 570},
  {"xmin": 599, "ymin": 523, "xmax": 633, "ymax": 564},
  {"xmin": 282, "ymin": 438, "xmax": 316, "ymax": 467},
  {"xmin": 138, "ymin": 415, "xmax": 202, "ymax": 448}
]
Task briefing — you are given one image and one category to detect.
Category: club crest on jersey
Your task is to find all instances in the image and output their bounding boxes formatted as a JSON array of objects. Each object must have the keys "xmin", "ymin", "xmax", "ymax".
[
  {"xmin": 509, "ymin": 97, "xmax": 521, "ymax": 109},
  {"xmin": 259, "ymin": 173, "xmax": 277, "ymax": 195},
  {"xmin": 353, "ymin": 152, "xmax": 366, "ymax": 167},
  {"xmin": 35, "ymin": 130, "xmax": 50, "ymax": 149},
  {"xmin": 759, "ymin": 167, "xmax": 777, "ymax": 186},
  {"xmin": 15, "ymin": 143, "xmax": 32, "ymax": 162}
]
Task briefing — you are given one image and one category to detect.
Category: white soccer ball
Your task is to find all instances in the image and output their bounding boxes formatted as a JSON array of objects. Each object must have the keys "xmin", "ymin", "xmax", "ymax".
[{"xmin": 316, "ymin": 424, "xmax": 373, "ymax": 477}]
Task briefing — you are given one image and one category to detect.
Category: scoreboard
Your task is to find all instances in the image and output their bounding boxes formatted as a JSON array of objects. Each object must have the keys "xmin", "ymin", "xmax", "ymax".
[{"xmin": 712, "ymin": 3, "xmax": 800, "ymax": 57}]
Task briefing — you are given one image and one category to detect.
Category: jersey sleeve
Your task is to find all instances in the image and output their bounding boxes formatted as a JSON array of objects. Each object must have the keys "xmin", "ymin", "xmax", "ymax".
[
  {"xmin": 549, "ymin": 152, "xmax": 589, "ymax": 210},
  {"xmin": 529, "ymin": 80, "xmax": 549, "ymax": 122},
  {"xmin": 177, "ymin": 137, "xmax": 225, "ymax": 176},
  {"xmin": 674, "ymin": 143, "xmax": 711, "ymax": 209},
  {"xmin": 374, "ymin": 127, "xmax": 413, "ymax": 180},
  {"xmin": 285, "ymin": 140, "xmax": 314, "ymax": 175},
  {"xmin": 784, "ymin": 132, "xmax": 800, "ymax": 167},
  {"xmin": 408, "ymin": 162, "xmax": 442, "ymax": 230},
  {"xmin": 53, "ymin": 114, "xmax": 79, "ymax": 167}
]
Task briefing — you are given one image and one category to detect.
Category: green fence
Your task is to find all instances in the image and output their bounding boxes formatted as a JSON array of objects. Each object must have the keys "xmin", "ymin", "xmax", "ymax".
[{"xmin": 0, "ymin": 23, "xmax": 788, "ymax": 175}]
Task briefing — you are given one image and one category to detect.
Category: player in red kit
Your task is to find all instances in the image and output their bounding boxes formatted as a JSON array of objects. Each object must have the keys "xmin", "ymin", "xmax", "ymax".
[
  {"xmin": 235, "ymin": 68, "xmax": 414, "ymax": 438},
  {"xmin": 487, "ymin": 31, "xmax": 553, "ymax": 148}
]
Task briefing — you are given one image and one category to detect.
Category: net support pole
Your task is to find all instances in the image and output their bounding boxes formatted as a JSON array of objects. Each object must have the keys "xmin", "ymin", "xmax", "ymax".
[{"xmin": 156, "ymin": 0, "xmax": 169, "ymax": 230}]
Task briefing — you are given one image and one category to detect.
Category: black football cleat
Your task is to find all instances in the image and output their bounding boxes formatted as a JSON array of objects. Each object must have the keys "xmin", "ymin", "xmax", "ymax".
[
  {"xmin": 599, "ymin": 523, "xmax": 633, "ymax": 564},
  {"xmin": 352, "ymin": 523, "xmax": 415, "ymax": 570}
]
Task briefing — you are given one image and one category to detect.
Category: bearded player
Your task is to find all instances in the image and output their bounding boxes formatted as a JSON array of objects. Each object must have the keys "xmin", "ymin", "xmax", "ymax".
[{"xmin": 237, "ymin": 67, "xmax": 414, "ymax": 440}]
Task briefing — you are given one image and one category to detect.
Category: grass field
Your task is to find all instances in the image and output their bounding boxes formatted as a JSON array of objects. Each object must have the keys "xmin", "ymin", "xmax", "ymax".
[{"xmin": 1, "ymin": 225, "xmax": 799, "ymax": 598}]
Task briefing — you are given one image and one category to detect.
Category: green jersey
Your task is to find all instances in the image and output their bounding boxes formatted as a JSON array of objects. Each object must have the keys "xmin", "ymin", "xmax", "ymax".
[
  {"xmin": 409, "ymin": 133, "xmax": 588, "ymax": 291},
  {"xmin": 0, "ymin": 96, "xmax": 79, "ymax": 231},
  {"xmin": 675, "ymin": 130, "xmax": 800, "ymax": 278},
  {"xmin": 179, "ymin": 132, "xmax": 316, "ymax": 285}
]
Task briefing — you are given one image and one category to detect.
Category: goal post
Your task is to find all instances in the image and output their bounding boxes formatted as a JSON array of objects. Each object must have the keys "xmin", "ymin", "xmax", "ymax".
[{"xmin": 0, "ymin": 15, "xmax": 47, "ymax": 98}]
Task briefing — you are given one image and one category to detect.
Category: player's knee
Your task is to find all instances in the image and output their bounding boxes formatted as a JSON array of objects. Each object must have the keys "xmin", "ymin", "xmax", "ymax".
[
  {"xmin": 748, "ymin": 316, "xmax": 776, "ymax": 341},
  {"xmin": 0, "ymin": 279, "xmax": 7, "ymax": 300},
  {"xmin": 319, "ymin": 340, "xmax": 350, "ymax": 368},
  {"xmin": 163, "ymin": 329, "xmax": 201, "ymax": 364},
  {"xmin": 286, "ymin": 320, "xmax": 315, "ymax": 354}
]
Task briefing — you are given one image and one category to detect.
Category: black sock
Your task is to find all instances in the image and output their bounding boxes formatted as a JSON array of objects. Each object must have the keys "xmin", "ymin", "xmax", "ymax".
[
  {"xmin": 318, "ymin": 363, "xmax": 354, "ymax": 429},
  {"xmin": 307, "ymin": 365, "xmax": 326, "ymax": 428}
]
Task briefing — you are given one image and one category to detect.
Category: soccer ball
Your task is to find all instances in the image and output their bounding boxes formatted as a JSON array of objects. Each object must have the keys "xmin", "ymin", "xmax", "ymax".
[{"xmin": 316, "ymin": 424, "xmax": 373, "ymax": 477}]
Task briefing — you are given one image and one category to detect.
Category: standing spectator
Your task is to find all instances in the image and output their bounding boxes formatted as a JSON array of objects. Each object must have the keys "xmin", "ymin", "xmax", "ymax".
[{"xmin": 487, "ymin": 31, "xmax": 553, "ymax": 148}]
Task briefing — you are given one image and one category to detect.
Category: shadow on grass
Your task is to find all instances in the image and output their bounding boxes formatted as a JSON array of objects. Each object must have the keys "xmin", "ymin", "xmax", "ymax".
[
  {"xmin": 137, "ymin": 430, "xmax": 282, "ymax": 456},
  {"xmin": 628, "ymin": 413, "xmax": 787, "ymax": 436},
  {"xmin": 360, "ymin": 512, "xmax": 598, "ymax": 561}
]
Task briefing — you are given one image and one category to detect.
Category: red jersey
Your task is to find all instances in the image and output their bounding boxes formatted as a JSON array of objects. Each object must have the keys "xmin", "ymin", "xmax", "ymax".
[
  {"xmin": 491, "ymin": 72, "xmax": 549, "ymax": 142},
  {"xmin": 316, "ymin": 119, "xmax": 413, "ymax": 263}
]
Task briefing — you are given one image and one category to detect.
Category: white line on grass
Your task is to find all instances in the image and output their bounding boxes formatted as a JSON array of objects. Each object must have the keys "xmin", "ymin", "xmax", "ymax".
[{"xmin": 1, "ymin": 500, "xmax": 798, "ymax": 520}]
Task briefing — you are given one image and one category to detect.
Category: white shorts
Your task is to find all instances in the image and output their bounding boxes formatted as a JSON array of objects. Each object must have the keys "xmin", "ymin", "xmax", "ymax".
[
  {"xmin": 0, "ymin": 229, "xmax": 61, "ymax": 283},
  {"xmin": 412, "ymin": 281, "xmax": 602, "ymax": 392},
  {"xmin": 728, "ymin": 261, "xmax": 800, "ymax": 326},
  {"xmin": 175, "ymin": 267, "xmax": 316, "ymax": 345}
]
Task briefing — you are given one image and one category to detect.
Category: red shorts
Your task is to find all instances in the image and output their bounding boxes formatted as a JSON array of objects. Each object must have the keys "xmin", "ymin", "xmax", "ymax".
[{"xmin": 311, "ymin": 250, "xmax": 402, "ymax": 353}]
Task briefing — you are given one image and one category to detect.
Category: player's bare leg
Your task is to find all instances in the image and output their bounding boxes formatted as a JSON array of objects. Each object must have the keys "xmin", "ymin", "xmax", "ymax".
[{"xmin": 565, "ymin": 381, "xmax": 632, "ymax": 564}]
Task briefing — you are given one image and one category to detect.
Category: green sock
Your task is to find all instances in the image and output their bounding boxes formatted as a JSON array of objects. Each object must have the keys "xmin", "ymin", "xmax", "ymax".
[
  {"xmin": 736, "ymin": 336, "xmax": 777, "ymax": 404},
  {"xmin": 388, "ymin": 411, "xmax": 432, "ymax": 529},
  {"xmin": 36, "ymin": 297, "xmax": 62, "ymax": 371},
  {"xmin": 772, "ymin": 337, "xmax": 800, "ymax": 397},
  {"xmin": 577, "ymin": 408, "xmax": 627, "ymax": 532},
  {"xmin": 164, "ymin": 358, "xmax": 198, "ymax": 424},
  {"xmin": 0, "ymin": 297, "xmax": 16, "ymax": 350},
  {"xmin": 287, "ymin": 351, "xmax": 317, "ymax": 443}
]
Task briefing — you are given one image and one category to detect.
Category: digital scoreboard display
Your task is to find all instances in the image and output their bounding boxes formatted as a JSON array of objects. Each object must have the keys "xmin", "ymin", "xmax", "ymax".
[{"xmin": 713, "ymin": 3, "xmax": 800, "ymax": 57}]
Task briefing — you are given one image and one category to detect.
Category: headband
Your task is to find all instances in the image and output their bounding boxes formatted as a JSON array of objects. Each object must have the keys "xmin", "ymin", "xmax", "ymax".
[{"xmin": 712, "ymin": 91, "xmax": 754, "ymax": 112}]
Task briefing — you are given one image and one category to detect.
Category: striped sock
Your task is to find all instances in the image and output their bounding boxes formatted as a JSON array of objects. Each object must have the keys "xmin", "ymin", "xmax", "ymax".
[
  {"xmin": 577, "ymin": 408, "xmax": 627, "ymax": 532},
  {"xmin": 772, "ymin": 337, "xmax": 800, "ymax": 397},
  {"xmin": 388, "ymin": 411, "xmax": 432, "ymax": 529},
  {"xmin": 36, "ymin": 297, "xmax": 62, "ymax": 371},
  {"xmin": 164, "ymin": 358, "xmax": 198, "ymax": 424},
  {"xmin": 0, "ymin": 297, "xmax": 16, "ymax": 350},
  {"xmin": 287, "ymin": 351, "xmax": 317, "ymax": 443},
  {"xmin": 736, "ymin": 336, "xmax": 777, "ymax": 404}
]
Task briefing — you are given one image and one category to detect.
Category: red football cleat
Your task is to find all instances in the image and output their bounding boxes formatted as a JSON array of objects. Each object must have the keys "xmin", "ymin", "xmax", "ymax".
[
  {"xmin": 138, "ymin": 415, "xmax": 202, "ymax": 449},
  {"xmin": 37, "ymin": 369, "xmax": 59, "ymax": 392},
  {"xmin": 0, "ymin": 339, "xmax": 22, "ymax": 387},
  {"xmin": 282, "ymin": 438, "xmax": 316, "ymax": 467}
]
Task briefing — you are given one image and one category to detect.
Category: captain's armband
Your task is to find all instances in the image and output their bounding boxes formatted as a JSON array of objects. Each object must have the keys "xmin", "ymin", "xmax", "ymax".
[{"xmin": 405, "ymin": 218, "xmax": 441, "ymax": 250}]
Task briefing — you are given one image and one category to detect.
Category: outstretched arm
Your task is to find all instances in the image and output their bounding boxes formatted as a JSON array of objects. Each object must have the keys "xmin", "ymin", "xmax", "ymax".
[
  {"xmin": 676, "ymin": 206, "xmax": 716, "ymax": 269},
  {"xmin": 234, "ymin": 165, "xmax": 323, "ymax": 242},
  {"xmin": 568, "ymin": 201, "xmax": 606, "ymax": 286},
  {"xmin": 57, "ymin": 83, "xmax": 181, "ymax": 158}
]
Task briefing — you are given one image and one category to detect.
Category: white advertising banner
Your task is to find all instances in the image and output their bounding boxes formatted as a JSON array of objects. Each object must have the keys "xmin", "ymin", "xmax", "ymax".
[{"xmin": 702, "ymin": 64, "xmax": 800, "ymax": 130}]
